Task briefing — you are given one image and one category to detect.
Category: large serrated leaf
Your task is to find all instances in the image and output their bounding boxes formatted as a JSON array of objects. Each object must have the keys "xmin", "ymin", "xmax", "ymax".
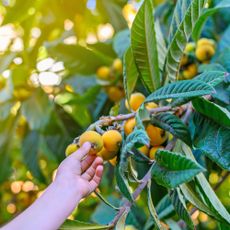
[
  {"xmin": 192, "ymin": 98, "xmax": 230, "ymax": 127},
  {"xmin": 169, "ymin": 188, "xmax": 194, "ymax": 230},
  {"xmin": 151, "ymin": 150, "xmax": 204, "ymax": 189},
  {"xmin": 182, "ymin": 144, "xmax": 230, "ymax": 224},
  {"xmin": 151, "ymin": 112, "xmax": 192, "ymax": 146},
  {"xmin": 195, "ymin": 71, "xmax": 229, "ymax": 87},
  {"xmin": 145, "ymin": 80, "xmax": 214, "ymax": 102},
  {"xmin": 192, "ymin": 0, "xmax": 230, "ymax": 41},
  {"xmin": 131, "ymin": 0, "xmax": 160, "ymax": 92},
  {"xmin": 165, "ymin": 0, "xmax": 207, "ymax": 82},
  {"xmin": 191, "ymin": 112, "xmax": 230, "ymax": 170},
  {"xmin": 123, "ymin": 47, "xmax": 139, "ymax": 102}
]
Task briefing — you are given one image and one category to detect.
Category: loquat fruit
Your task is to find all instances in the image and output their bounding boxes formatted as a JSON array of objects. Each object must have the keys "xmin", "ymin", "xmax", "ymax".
[
  {"xmin": 185, "ymin": 42, "xmax": 196, "ymax": 53},
  {"xmin": 197, "ymin": 38, "xmax": 215, "ymax": 48},
  {"xmin": 138, "ymin": 145, "xmax": 149, "ymax": 156},
  {"xmin": 98, "ymin": 147, "xmax": 117, "ymax": 161},
  {"xmin": 79, "ymin": 131, "xmax": 103, "ymax": 155},
  {"xmin": 183, "ymin": 63, "xmax": 198, "ymax": 79},
  {"xmin": 96, "ymin": 66, "xmax": 111, "ymax": 81},
  {"xmin": 102, "ymin": 130, "xmax": 122, "ymax": 152},
  {"xmin": 149, "ymin": 146, "xmax": 164, "ymax": 160},
  {"xmin": 125, "ymin": 92, "xmax": 146, "ymax": 111},
  {"xmin": 65, "ymin": 143, "xmax": 79, "ymax": 157},
  {"xmin": 146, "ymin": 124, "xmax": 167, "ymax": 146},
  {"xmin": 112, "ymin": 58, "xmax": 123, "ymax": 74},
  {"xmin": 145, "ymin": 102, "xmax": 158, "ymax": 110},
  {"xmin": 195, "ymin": 45, "xmax": 215, "ymax": 62},
  {"xmin": 124, "ymin": 118, "xmax": 136, "ymax": 135},
  {"xmin": 107, "ymin": 86, "xmax": 124, "ymax": 102},
  {"xmin": 180, "ymin": 55, "xmax": 189, "ymax": 66},
  {"xmin": 109, "ymin": 156, "xmax": 117, "ymax": 166}
]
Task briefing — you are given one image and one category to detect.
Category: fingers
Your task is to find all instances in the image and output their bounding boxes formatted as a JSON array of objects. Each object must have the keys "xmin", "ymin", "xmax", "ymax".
[
  {"xmin": 72, "ymin": 142, "xmax": 91, "ymax": 160},
  {"xmin": 81, "ymin": 157, "xmax": 103, "ymax": 181},
  {"xmin": 89, "ymin": 165, "xmax": 104, "ymax": 192},
  {"xmin": 80, "ymin": 155, "xmax": 96, "ymax": 173}
]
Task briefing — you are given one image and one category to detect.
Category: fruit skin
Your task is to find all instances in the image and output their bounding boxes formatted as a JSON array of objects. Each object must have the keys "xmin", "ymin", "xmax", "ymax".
[
  {"xmin": 79, "ymin": 131, "xmax": 103, "ymax": 155},
  {"xmin": 138, "ymin": 145, "xmax": 149, "ymax": 156},
  {"xmin": 98, "ymin": 147, "xmax": 117, "ymax": 161},
  {"xmin": 197, "ymin": 38, "xmax": 215, "ymax": 48},
  {"xmin": 13, "ymin": 87, "xmax": 32, "ymax": 101},
  {"xmin": 107, "ymin": 86, "xmax": 124, "ymax": 102},
  {"xmin": 65, "ymin": 143, "xmax": 79, "ymax": 157},
  {"xmin": 183, "ymin": 63, "xmax": 198, "ymax": 79},
  {"xmin": 0, "ymin": 75, "xmax": 6, "ymax": 90},
  {"xmin": 124, "ymin": 118, "xmax": 136, "ymax": 135},
  {"xmin": 102, "ymin": 130, "xmax": 122, "ymax": 152},
  {"xmin": 180, "ymin": 55, "xmax": 189, "ymax": 66},
  {"xmin": 96, "ymin": 66, "xmax": 111, "ymax": 80},
  {"xmin": 185, "ymin": 42, "xmax": 196, "ymax": 53},
  {"xmin": 109, "ymin": 156, "xmax": 117, "ymax": 166},
  {"xmin": 149, "ymin": 146, "xmax": 164, "ymax": 160},
  {"xmin": 112, "ymin": 58, "xmax": 123, "ymax": 74},
  {"xmin": 145, "ymin": 102, "xmax": 158, "ymax": 110},
  {"xmin": 125, "ymin": 92, "xmax": 146, "ymax": 111},
  {"xmin": 146, "ymin": 124, "xmax": 168, "ymax": 146},
  {"xmin": 195, "ymin": 45, "xmax": 215, "ymax": 62}
]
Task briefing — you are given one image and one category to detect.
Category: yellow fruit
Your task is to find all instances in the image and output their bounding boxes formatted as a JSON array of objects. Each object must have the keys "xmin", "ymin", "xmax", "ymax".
[
  {"xmin": 138, "ymin": 145, "xmax": 149, "ymax": 156},
  {"xmin": 125, "ymin": 225, "xmax": 137, "ymax": 230},
  {"xmin": 146, "ymin": 124, "xmax": 168, "ymax": 146},
  {"xmin": 102, "ymin": 130, "xmax": 122, "ymax": 152},
  {"xmin": 112, "ymin": 58, "xmax": 123, "ymax": 74},
  {"xmin": 180, "ymin": 55, "xmax": 189, "ymax": 66},
  {"xmin": 185, "ymin": 42, "xmax": 195, "ymax": 53},
  {"xmin": 145, "ymin": 102, "xmax": 158, "ymax": 110},
  {"xmin": 65, "ymin": 143, "xmax": 79, "ymax": 157},
  {"xmin": 65, "ymin": 84, "xmax": 74, "ymax": 93},
  {"xmin": 98, "ymin": 147, "xmax": 117, "ymax": 161},
  {"xmin": 79, "ymin": 131, "xmax": 103, "ymax": 155},
  {"xmin": 0, "ymin": 75, "xmax": 6, "ymax": 90},
  {"xmin": 183, "ymin": 63, "xmax": 198, "ymax": 79},
  {"xmin": 107, "ymin": 86, "xmax": 124, "ymax": 102},
  {"xmin": 149, "ymin": 146, "xmax": 164, "ymax": 160},
  {"xmin": 195, "ymin": 45, "xmax": 215, "ymax": 62},
  {"xmin": 197, "ymin": 38, "xmax": 215, "ymax": 48},
  {"xmin": 124, "ymin": 118, "xmax": 136, "ymax": 135},
  {"xmin": 96, "ymin": 66, "xmax": 111, "ymax": 80},
  {"xmin": 125, "ymin": 92, "xmax": 146, "ymax": 111},
  {"xmin": 13, "ymin": 87, "xmax": 32, "ymax": 101},
  {"xmin": 109, "ymin": 156, "xmax": 117, "ymax": 166}
]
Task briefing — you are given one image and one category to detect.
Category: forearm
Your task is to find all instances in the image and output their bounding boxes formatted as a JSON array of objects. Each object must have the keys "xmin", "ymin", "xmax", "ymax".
[{"xmin": 3, "ymin": 178, "xmax": 81, "ymax": 230}]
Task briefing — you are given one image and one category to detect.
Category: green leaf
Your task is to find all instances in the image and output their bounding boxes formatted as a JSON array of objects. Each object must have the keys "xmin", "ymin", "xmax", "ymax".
[
  {"xmin": 151, "ymin": 112, "xmax": 192, "ymax": 146},
  {"xmin": 156, "ymin": 195, "xmax": 174, "ymax": 220},
  {"xmin": 192, "ymin": 0, "xmax": 230, "ymax": 41},
  {"xmin": 123, "ymin": 47, "xmax": 139, "ymax": 102},
  {"xmin": 147, "ymin": 180, "xmax": 164, "ymax": 230},
  {"xmin": 21, "ymin": 89, "xmax": 53, "ymax": 130},
  {"xmin": 192, "ymin": 112, "xmax": 230, "ymax": 170},
  {"xmin": 145, "ymin": 80, "xmax": 214, "ymax": 103},
  {"xmin": 60, "ymin": 220, "xmax": 112, "ymax": 230},
  {"xmin": 182, "ymin": 144, "xmax": 230, "ymax": 224},
  {"xmin": 22, "ymin": 130, "xmax": 46, "ymax": 183},
  {"xmin": 115, "ymin": 210, "xmax": 129, "ymax": 230},
  {"xmin": 151, "ymin": 150, "xmax": 204, "ymax": 188},
  {"xmin": 195, "ymin": 71, "xmax": 229, "ymax": 87},
  {"xmin": 165, "ymin": 0, "xmax": 208, "ymax": 82},
  {"xmin": 131, "ymin": 0, "xmax": 160, "ymax": 92},
  {"xmin": 192, "ymin": 98, "xmax": 230, "ymax": 127},
  {"xmin": 169, "ymin": 188, "xmax": 194, "ymax": 230}
]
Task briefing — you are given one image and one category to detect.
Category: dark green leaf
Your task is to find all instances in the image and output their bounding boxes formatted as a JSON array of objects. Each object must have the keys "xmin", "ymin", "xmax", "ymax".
[{"xmin": 131, "ymin": 0, "xmax": 160, "ymax": 92}]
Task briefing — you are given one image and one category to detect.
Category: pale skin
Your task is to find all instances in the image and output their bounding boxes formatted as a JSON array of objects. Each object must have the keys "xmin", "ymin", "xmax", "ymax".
[{"xmin": 2, "ymin": 142, "xmax": 104, "ymax": 230}]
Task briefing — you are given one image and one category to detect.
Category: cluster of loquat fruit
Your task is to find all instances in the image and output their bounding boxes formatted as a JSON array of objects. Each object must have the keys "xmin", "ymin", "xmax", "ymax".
[
  {"xmin": 179, "ymin": 38, "xmax": 216, "ymax": 80},
  {"xmin": 96, "ymin": 58, "xmax": 125, "ymax": 102}
]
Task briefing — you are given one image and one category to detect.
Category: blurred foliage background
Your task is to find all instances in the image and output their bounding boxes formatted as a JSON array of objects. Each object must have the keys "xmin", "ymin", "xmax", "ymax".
[{"xmin": 0, "ymin": 0, "xmax": 229, "ymax": 229}]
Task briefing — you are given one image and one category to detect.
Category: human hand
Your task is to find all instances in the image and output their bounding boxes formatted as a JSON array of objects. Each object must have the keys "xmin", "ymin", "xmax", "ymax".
[{"xmin": 55, "ymin": 142, "xmax": 104, "ymax": 199}]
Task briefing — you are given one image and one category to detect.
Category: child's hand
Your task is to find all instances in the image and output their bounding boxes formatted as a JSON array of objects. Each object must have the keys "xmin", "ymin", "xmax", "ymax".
[{"xmin": 55, "ymin": 142, "xmax": 104, "ymax": 199}]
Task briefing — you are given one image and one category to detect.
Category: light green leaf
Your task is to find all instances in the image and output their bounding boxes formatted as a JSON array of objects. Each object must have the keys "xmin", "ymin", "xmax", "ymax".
[
  {"xmin": 131, "ymin": 0, "xmax": 160, "ymax": 92},
  {"xmin": 145, "ymin": 80, "xmax": 214, "ymax": 102},
  {"xmin": 60, "ymin": 220, "xmax": 112, "ymax": 230},
  {"xmin": 123, "ymin": 47, "xmax": 139, "ymax": 102},
  {"xmin": 151, "ymin": 112, "xmax": 192, "ymax": 146},
  {"xmin": 192, "ymin": 98, "xmax": 230, "ymax": 127},
  {"xmin": 192, "ymin": 0, "xmax": 230, "ymax": 41},
  {"xmin": 156, "ymin": 195, "xmax": 174, "ymax": 220},
  {"xmin": 165, "ymin": 0, "xmax": 208, "ymax": 82},
  {"xmin": 151, "ymin": 150, "xmax": 204, "ymax": 188},
  {"xmin": 115, "ymin": 210, "xmax": 129, "ymax": 230}
]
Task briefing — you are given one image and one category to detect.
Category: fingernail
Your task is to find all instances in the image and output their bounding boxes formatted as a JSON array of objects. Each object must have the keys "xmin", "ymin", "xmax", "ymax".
[{"xmin": 82, "ymin": 142, "xmax": 91, "ymax": 149}]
